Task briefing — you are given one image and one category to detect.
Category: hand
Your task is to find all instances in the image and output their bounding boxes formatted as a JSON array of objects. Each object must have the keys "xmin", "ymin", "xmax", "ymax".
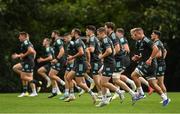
[
  {"xmin": 98, "ymin": 54, "xmax": 103, "ymax": 59},
  {"xmin": 67, "ymin": 55, "xmax": 74, "ymax": 61},
  {"xmin": 19, "ymin": 53, "xmax": 24, "ymax": 59},
  {"xmin": 37, "ymin": 57, "xmax": 44, "ymax": 63},
  {"xmin": 12, "ymin": 53, "xmax": 19, "ymax": 59},
  {"xmin": 132, "ymin": 54, "xmax": 141, "ymax": 61},
  {"xmin": 146, "ymin": 58, "xmax": 152, "ymax": 66},
  {"xmin": 51, "ymin": 59, "xmax": 58, "ymax": 64},
  {"xmin": 86, "ymin": 61, "xmax": 91, "ymax": 70}
]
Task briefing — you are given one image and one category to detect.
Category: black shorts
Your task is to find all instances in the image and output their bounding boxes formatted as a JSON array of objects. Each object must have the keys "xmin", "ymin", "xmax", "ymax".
[
  {"xmin": 156, "ymin": 61, "xmax": 166, "ymax": 77},
  {"xmin": 135, "ymin": 61, "xmax": 157, "ymax": 79},
  {"xmin": 90, "ymin": 61, "xmax": 102, "ymax": 75},
  {"xmin": 42, "ymin": 64, "xmax": 51, "ymax": 72},
  {"xmin": 66, "ymin": 62, "xmax": 74, "ymax": 71},
  {"xmin": 102, "ymin": 61, "xmax": 115, "ymax": 77},
  {"xmin": 73, "ymin": 61, "xmax": 87, "ymax": 77},
  {"xmin": 21, "ymin": 61, "xmax": 34, "ymax": 73},
  {"xmin": 51, "ymin": 59, "xmax": 66, "ymax": 72},
  {"xmin": 114, "ymin": 55, "xmax": 130, "ymax": 73}
]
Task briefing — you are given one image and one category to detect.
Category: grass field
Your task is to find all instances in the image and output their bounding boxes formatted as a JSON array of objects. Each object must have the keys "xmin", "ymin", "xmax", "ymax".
[{"xmin": 0, "ymin": 92, "xmax": 179, "ymax": 113}]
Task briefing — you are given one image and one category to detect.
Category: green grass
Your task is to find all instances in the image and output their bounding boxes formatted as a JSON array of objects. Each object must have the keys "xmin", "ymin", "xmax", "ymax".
[{"xmin": 0, "ymin": 92, "xmax": 179, "ymax": 113}]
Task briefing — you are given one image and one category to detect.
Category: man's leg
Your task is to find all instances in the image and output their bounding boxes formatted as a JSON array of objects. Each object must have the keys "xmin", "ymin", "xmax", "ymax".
[{"xmin": 37, "ymin": 67, "xmax": 51, "ymax": 88}]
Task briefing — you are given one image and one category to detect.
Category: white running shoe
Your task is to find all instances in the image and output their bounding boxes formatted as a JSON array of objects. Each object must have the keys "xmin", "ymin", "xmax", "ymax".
[
  {"xmin": 64, "ymin": 95, "xmax": 76, "ymax": 102},
  {"xmin": 112, "ymin": 93, "xmax": 119, "ymax": 100},
  {"xmin": 57, "ymin": 90, "xmax": 62, "ymax": 95},
  {"xmin": 29, "ymin": 93, "xmax": 38, "ymax": 97},
  {"xmin": 92, "ymin": 94, "xmax": 97, "ymax": 104},
  {"xmin": 96, "ymin": 101, "xmax": 109, "ymax": 107},
  {"xmin": 17, "ymin": 92, "xmax": 29, "ymax": 97},
  {"xmin": 78, "ymin": 89, "xmax": 85, "ymax": 97},
  {"xmin": 119, "ymin": 90, "xmax": 125, "ymax": 103}
]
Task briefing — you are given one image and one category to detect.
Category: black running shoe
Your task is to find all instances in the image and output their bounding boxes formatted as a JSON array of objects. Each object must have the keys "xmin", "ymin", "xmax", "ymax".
[{"xmin": 48, "ymin": 93, "xmax": 57, "ymax": 98}]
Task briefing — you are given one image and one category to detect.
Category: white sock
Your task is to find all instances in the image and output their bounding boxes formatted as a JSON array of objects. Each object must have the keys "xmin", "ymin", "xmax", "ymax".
[
  {"xmin": 32, "ymin": 88, "xmax": 37, "ymax": 94},
  {"xmin": 161, "ymin": 93, "xmax": 167, "ymax": 101},
  {"xmin": 126, "ymin": 78, "xmax": 136, "ymax": 90},
  {"xmin": 45, "ymin": 76, "xmax": 50, "ymax": 81},
  {"xmin": 52, "ymin": 87, "xmax": 56, "ymax": 93},
  {"xmin": 58, "ymin": 79, "xmax": 65, "ymax": 86},
  {"xmin": 56, "ymin": 86, "xmax": 61, "ymax": 93},
  {"xmin": 115, "ymin": 89, "xmax": 122, "ymax": 95},
  {"xmin": 137, "ymin": 87, "xmax": 144, "ymax": 95},
  {"xmin": 129, "ymin": 89, "xmax": 135, "ymax": 97},
  {"xmin": 85, "ymin": 74, "xmax": 94, "ymax": 83},
  {"xmin": 102, "ymin": 95, "xmax": 107, "ymax": 102},
  {"xmin": 65, "ymin": 89, "xmax": 69, "ymax": 95}
]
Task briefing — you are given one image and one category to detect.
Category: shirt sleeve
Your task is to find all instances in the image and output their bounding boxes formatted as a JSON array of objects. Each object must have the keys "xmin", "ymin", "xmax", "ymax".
[
  {"xmin": 103, "ymin": 38, "xmax": 111, "ymax": 49},
  {"xmin": 144, "ymin": 37, "xmax": 154, "ymax": 48},
  {"xmin": 56, "ymin": 39, "xmax": 63, "ymax": 49},
  {"xmin": 24, "ymin": 40, "xmax": 33, "ymax": 50},
  {"xmin": 120, "ymin": 38, "xmax": 128, "ymax": 45},
  {"xmin": 46, "ymin": 47, "xmax": 52, "ymax": 56},
  {"xmin": 89, "ymin": 36, "xmax": 95, "ymax": 48},
  {"xmin": 111, "ymin": 33, "xmax": 119, "ymax": 46},
  {"xmin": 75, "ymin": 39, "xmax": 83, "ymax": 50}
]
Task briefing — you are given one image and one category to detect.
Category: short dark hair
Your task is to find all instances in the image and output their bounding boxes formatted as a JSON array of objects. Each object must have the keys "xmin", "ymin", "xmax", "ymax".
[
  {"xmin": 73, "ymin": 28, "xmax": 81, "ymax": 35},
  {"xmin": 116, "ymin": 28, "xmax": 124, "ymax": 34},
  {"xmin": 63, "ymin": 32, "xmax": 70, "ymax": 36},
  {"xmin": 105, "ymin": 22, "xmax": 115, "ymax": 30},
  {"xmin": 153, "ymin": 30, "xmax": 161, "ymax": 38},
  {"xmin": 86, "ymin": 25, "xmax": 96, "ymax": 33},
  {"xmin": 44, "ymin": 38, "xmax": 50, "ymax": 42},
  {"xmin": 97, "ymin": 27, "xmax": 106, "ymax": 33},
  {"xmin": 52, "ymin": 30, "xmax": 60, "ymax": 36},
  {"xmin": 19, "ymin": 31, "xmax": 28, "ymax": 37},
  {"xmin": 130, "ymin": 27, "xmax": 143, "ymax": 33}
]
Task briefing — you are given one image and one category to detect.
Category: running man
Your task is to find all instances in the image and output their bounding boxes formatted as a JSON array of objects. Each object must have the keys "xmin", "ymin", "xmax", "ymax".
[{"xmin": 130, "ymin": 28, "xmax": 170, "ymax": 106}]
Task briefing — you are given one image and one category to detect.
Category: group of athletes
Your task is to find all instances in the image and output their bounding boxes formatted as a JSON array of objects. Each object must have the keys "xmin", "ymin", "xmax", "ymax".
[{"xmin": 11, "ymin": 22, "xmax": 170, "ymax": 107}]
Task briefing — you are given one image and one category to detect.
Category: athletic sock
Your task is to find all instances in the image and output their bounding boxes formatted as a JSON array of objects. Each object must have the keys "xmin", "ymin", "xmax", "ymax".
[
  {"xmin": 64, "ymin": 89, "xmax": 69, "ymax": 95},
  {"xmin": 52, "ymin": 87, "xmax": 56, "ymax": 93},
  {"xmin": 137, "ymin": 87, "xmax": 144, "ymax": 95},
  {"xmin": 32, "ymin": 88, "xmax": 37, "ymax": 94},
  {"xmin": 75, "ymin": 85, "xmax": 82, "ymax": 91},
  {"xmin": 115, "ymin": 89, "xmax": 122, "ymax": 95},
  {"xmin": 45, "ymin": 75, "xmax": 50, "ymax": 81},
  {"xmin": 23, "ymin": 85, "xmax": 28, "ymax": 93},
  {"xmin": 128, "ymin": 89, "xmax": 135, "ymax": 97},
  {"xmin": 161, "ymin": 93, "xmax": 167, "ymax": 101},
  {"xmin": 85, "ymin": 74, "xmax": 94, "ymax": 83},
  {"xmin": 57, "ymin": 79, "xmax": 65, "ymax": 86},
  {"xmin": 88, "ymin": 89, "xmax": 94, "ymax": 96},
  {"xmin": 126, "ymin": 78, "xmax": 136, "ymax": 90}
]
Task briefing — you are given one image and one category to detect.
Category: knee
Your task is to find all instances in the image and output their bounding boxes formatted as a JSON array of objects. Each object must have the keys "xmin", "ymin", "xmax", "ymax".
[
  {"xmin": 131, "ymin": 71, "xmax": 138, "ymax": 80},
  {"xmin": 112, "ymin": 78, "xmax": 118, "ymax": 84},
  {"xmin": 66, "ymin": 75, "xmax": 72, "ymax": 83},
  {"xmin": 100, "ymin": 81, "xmax": 107, "ymax": 87},
  {"xmin": 12, "ymin": 65, "xmax": 17, "ymax": 72},
  {"xmin": 37, "ymin": 68, "xmax": 42, "ymax": 74},
  {"xmin": 148, "ymin": 80, "xmax": 156, "ymax": 88},
  {"xmin": 48, "ymin": 71, "xmax": 54, "ymax": 78}
]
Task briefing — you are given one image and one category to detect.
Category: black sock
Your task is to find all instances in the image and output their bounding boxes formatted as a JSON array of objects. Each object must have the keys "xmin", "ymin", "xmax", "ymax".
[{"xmin": 23, "ymin": 85, "xmax": 28, "ymax": 93}]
